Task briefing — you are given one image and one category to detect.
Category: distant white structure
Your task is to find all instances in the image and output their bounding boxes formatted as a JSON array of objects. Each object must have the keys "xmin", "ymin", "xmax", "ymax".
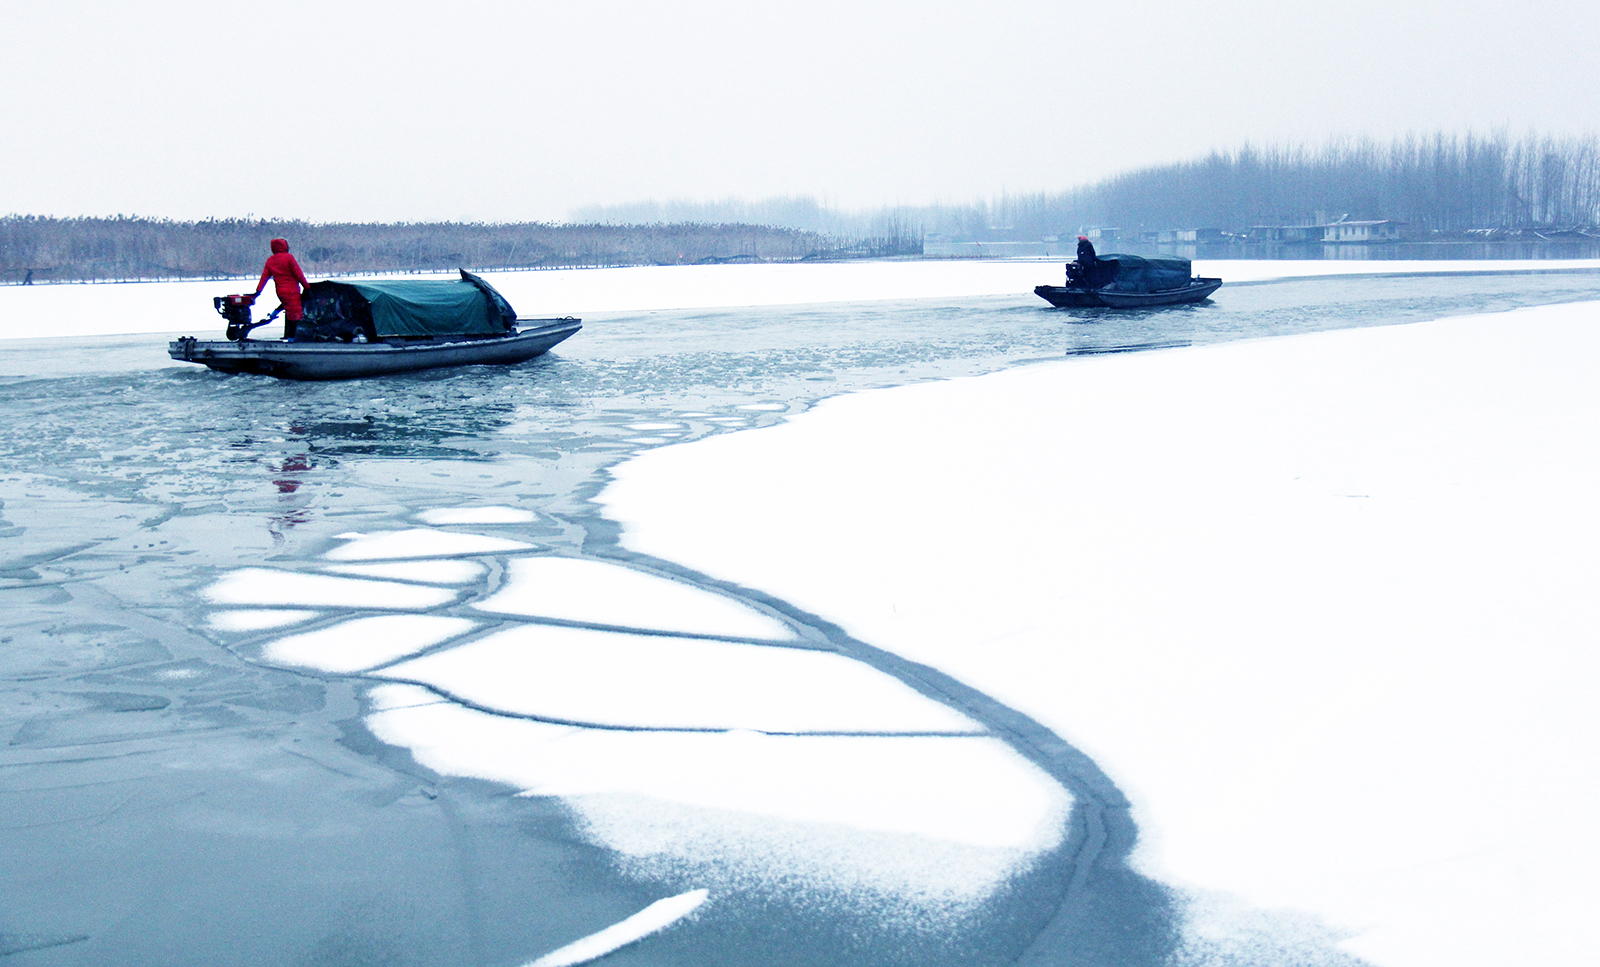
[
  {"xmin": 1321, "ymin": 218, "xmax": 1400, "ymax": 242},
  {"xmin": 1152, "ymin": 228, "xmax": 1225, "ymax": 244},
  {"xmin": 1250, "ymin": 217, "xmax": 1401, "ymax": 243}
]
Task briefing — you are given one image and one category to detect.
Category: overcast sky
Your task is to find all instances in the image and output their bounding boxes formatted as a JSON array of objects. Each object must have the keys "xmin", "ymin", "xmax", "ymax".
[{"xmin": 4, "ymin": 0, "xmax": 1598, "ymax": 223}]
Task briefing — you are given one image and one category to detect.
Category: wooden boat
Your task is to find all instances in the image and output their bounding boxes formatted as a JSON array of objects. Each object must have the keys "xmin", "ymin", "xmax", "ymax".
[
  {"xmin": 1034, "ymin": 277, "xmax": 1222, "ymax": 308},
  {"xmin": 1035, "ymin": 253, "xmax": 1221, "ymax": 309},
  {"xmin": 169, "ymin": 270, "xmax": 580, "ymax": 380},
  {"xmin": 169, "ymin": 317, "xmax": 581, "ymax": 380}
]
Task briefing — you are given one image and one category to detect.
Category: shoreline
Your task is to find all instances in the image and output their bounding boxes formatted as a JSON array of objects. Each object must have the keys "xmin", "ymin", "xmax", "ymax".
[{"xmin": 3, "ymin": 257, "xmax": 1600, "ymax": 341}]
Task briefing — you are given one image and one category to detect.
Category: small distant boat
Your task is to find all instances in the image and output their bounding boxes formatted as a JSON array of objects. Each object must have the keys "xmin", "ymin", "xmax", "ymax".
[
  {"xmin": 1035, "ymin": 254, "xmax": 1221, "ymax": 308},
  {"xmin": 169, "ymin": 270, "xmax": 581, "ymax": 380}
]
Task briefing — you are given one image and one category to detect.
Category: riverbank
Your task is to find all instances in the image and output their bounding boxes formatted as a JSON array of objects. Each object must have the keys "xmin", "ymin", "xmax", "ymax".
[{"xmin": 599, "ymin": 299, "xmax": 1600, "ymax": 967}]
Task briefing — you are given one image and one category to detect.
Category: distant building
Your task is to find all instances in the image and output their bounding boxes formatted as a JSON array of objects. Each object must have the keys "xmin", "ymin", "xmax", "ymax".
[
  {"xmin": 1248, "ymin": 223, "xmax": 1322, "ymax": 243},
  {"xmin": 1321, "ymin": 219, "xmax": 1399, "ymax": 242},
  {"xmin": 1085, "ymin": 227, "xmax": 1119, "ymax": 244},
  {"xmin": 1251, "ymin": 218, "xmax": 1401, "ymax": 243},
  {"xmin": 1155, "ymin": 228, "xmax": 1225, "ymax": 243}
]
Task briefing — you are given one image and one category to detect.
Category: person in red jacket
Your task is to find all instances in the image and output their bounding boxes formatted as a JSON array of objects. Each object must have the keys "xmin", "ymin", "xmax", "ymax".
[{"xmin": 253, "ymin": 238, "xmax": 310, "ymax": 336}]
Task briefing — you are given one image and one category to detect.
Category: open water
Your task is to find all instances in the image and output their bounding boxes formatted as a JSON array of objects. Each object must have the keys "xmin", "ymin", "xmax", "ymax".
[{"xmin": 2, "ymin": 268, "xmax": 1599, "ymax": 965}]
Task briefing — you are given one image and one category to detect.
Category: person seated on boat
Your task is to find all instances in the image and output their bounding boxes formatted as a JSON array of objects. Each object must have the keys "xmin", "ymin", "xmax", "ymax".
[
  {"xmin": 253, "ymin": 238, "xmax": 310, "ymax": 339},
  {"xmin": 1068, "ymin": 235, "xmax": 1098, "ymax": 286}
]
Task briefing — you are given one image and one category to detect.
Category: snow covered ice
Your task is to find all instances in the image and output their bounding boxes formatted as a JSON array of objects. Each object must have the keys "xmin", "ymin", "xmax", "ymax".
[
  {"xmin": 601, "ymin": 299, "xmax": 1600, "ymax": 967},
  {"xmin": 7, "ymin": 258, "xmax": 1600, "ymax": 966}
]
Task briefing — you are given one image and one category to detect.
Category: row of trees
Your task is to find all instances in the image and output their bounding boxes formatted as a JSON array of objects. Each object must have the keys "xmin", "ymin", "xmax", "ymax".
[
  {"xmin": 0, "ymin": 217, "xmax": 831, "ymax": 284},
  {"xmin": 982, "ymin": 130, "xmax": 1600, "ymax": 237}
]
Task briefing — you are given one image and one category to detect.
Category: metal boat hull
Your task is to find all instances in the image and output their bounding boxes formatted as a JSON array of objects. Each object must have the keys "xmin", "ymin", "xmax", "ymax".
[
  {"xmin": 169, "ymin": 318, "xmax": 581, "ymax": 380},
  {"xmin": 1034, "ymin": 278, "xmax": 1223, "ymax": 308}
]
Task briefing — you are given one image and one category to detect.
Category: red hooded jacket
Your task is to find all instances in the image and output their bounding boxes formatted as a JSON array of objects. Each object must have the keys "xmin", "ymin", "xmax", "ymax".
[{"xmin": 256, "ymin": 238, "xmax": 309, "ymax": 300}]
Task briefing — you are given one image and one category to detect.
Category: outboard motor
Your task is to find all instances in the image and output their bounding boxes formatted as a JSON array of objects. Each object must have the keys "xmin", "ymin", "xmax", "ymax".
[{"xmin": 214, "ymin": 294, "xmax": 259, "ymax": 341}]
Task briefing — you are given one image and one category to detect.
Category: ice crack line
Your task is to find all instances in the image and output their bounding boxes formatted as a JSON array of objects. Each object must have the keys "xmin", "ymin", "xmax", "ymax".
[{"xmin": 210, "ymin": 523, "xmax": 1171, "ymax": 964}]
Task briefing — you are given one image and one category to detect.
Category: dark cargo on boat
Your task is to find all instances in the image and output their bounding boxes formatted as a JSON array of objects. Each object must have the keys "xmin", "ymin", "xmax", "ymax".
[{"xmin": 1036, "ymin": 254, "xmax": 1222, "ymax": 308}]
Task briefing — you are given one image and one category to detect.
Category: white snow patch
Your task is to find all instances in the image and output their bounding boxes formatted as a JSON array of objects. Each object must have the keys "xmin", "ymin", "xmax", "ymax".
[
  {"xmin": 203, "ymin": 568, "xmax": 457, "ymax": 610},
  {"xmin": 263, "ymin": 615, "xmax": 479, "ymax": 674},
  {"xmin": 326, "ymin": 560, "xmax": 487, "ymax": 584},
  {"xmin": 598, "ymin": 301, "xmax": 1600, "ymax": 967},
  {"xmin": 625, "ymin": 423, "xmax": 682, "ymax": 431},
  {"xmin": 572, "ymin": 795, "xmax": 1050, "ymax": 921},
  {"xmin": 371, "ymin": 623, "xmax": 981, "ymax": 734},
  {"xmin": 366, "ymin": 700, "xmax": 1068, "ymax": 851},
  {"xmin": 206, "ymin": 609, "xmax": 320, "ymax": 631},
  {"xmin": 417, "ymin": 506, "xmax": 539, "ymax": 525},
  {"xmin": 327, "ymin": 528, "xmax": 535, "ymax": 561},
  {"xmin": 473, "ymin": 557, "xmax": 794, "ymax": 640},
  {"xmin": 525, "ymin": 889, "xmax": 708, "ymax": 967}
]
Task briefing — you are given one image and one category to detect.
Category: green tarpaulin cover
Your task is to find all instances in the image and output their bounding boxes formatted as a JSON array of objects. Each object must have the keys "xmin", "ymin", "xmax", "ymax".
[
  {"xmin": 298, "ymin": 271, "xmax": 517, "ymax": 341},
  {"xmin": 350, "ymin": 280, "xmax": 502, "ymax": 337}
]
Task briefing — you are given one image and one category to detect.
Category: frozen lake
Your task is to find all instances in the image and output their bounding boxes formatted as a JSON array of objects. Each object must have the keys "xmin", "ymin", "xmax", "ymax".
[{"xmin": 2, "ymin": 261, "xmax": 1599, "ymax": 965}]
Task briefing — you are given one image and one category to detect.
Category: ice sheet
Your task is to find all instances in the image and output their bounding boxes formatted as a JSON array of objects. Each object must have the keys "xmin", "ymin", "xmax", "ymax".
[
  {"xmin": 371, "ymin": 624, "xmax": 981, "ymax": 734},
  {"xmin": 473, "ymin": 557, "xmax": 794, "ymax": 640},
  {"xmin": 528, "ymin": 889, "xmax": 709, "ymax": 967},
  {"xmin": 203, "ymin": 568, "xmax": 459, "ymax": 610},
  {"xmin": 326, "ymin": 560, "xmax": 487, "ymax": 584},
  {"xmin": 262, "ymin": 615, "xmax": 479, "ymax": 674},
  {"xmin": 599, "ymin": 301, "xmax": 1600, "ymax": 967},
  {"xmin": 417, "ymin": 506, "xmax": 539, "ymax": 525},
  {"xmin": 326, "ymin": 528, "xmax": 536, "ymax": 561},
  {"xmin": 205, "ymin": 609, "xmax": 320, "ymax": 632},
  {"xmin": 367, "ymin": 698, "xmax": 1068, "ymax": 851}
]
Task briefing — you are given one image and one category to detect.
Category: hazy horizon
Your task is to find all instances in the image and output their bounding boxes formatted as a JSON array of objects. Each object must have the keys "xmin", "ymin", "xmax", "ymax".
[{"xmin": 5, "ymin": 0, "xmax": 1598, "ymax": 223}]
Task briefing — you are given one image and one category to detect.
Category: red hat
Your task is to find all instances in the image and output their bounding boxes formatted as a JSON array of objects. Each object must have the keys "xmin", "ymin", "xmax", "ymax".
[{"xmin": 1077, "ymin": 235, "xmax": 1089, "ymax": 240}]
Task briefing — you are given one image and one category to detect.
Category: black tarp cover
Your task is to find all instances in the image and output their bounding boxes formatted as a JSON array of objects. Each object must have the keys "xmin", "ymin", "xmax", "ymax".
[
  {"xmin": 298, "ymin": 270, "xmax": 517, "ymax": 341},
  {"xmin": 1098, "ymin": 254, "xmax": 1194, "ymax": 293}
]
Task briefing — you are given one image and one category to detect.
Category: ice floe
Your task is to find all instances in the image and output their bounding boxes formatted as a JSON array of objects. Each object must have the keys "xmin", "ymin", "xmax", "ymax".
[
  {"xmin": 206, "ymin": 609, "xmax": 320, "ymax": 632},
  {"xmin": 528, "ymin": 889, "xmax": 709, "ymax": 967},
  {"xmin": 327, "ymin": 560, "xmax": 487, "ymax": 584},
  {"xmin": 262, "ymin": 615, "xmax": 479, "ymax": 674},
  {"xmin": 370, "ymin": 624, "xmax": 981, "ymax": 734},
  {"xmin": 327, "ymin": 528, "xmax": 536, "ymax": 561},
  {"xmin": 599, "ymin": 300, "xmax": 1600, "ymax": 967},
  {"xmin": 203, "ymin": 568, "xmax": 458, "ymax": 610},
  {"xmin": 367, "ymin": 698, "xmax": 1068, "ymax": 851},
  {"xmin": 417, "ymin": 506, "xmax": 539, "ymax": 525},
  {"xmin": 473, "ymin": 557, "xmax": 794, "ymax": 640}
]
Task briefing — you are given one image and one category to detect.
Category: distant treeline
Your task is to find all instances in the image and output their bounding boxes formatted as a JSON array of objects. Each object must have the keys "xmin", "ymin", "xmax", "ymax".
[
  {"xmin": 986, "ymin": 130, "xmax": 1600, "ymax": 237},
  {"xmin": 579, "ymin": 129, "xmax": 1600, "ymax": 240},
  {"xmin": 12, "ymin": 129, "xmax": 1598, "ymax": 285},
  {"xmin": 0, "ymin": 218, "xmax": 835, "ymax": 284}
]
